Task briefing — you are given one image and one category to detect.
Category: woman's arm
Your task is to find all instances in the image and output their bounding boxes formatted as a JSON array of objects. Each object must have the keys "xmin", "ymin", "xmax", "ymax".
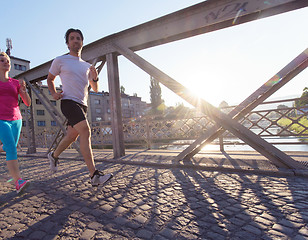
[{"xmin": 18, "ymin": 79, "xmax": 31, "ymax": 107}]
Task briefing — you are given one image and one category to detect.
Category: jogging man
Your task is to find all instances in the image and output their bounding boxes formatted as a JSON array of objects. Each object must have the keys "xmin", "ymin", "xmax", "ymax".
[{"xmin": 47, "ymin": 28, "xmax": 112, "ymax": 186}]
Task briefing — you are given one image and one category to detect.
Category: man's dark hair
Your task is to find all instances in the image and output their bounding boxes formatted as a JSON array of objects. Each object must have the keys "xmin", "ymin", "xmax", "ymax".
[{"xmin": 65, "ymin": 28, "xmax": 84, "ymax": 44}]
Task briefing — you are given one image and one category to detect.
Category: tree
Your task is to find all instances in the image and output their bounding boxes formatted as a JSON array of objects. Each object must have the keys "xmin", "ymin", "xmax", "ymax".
[
  {"xmin": 277, "ymin": 104, "xmax": 289, "ymax": 115},
  {"xmin": 165, "ymin": 103, "xmax": 193, "ymax": 119},
  {"xmin": 150, "ymin": 76, "xmax": 165, "ymax": 114},
  {"xmin": 120, "ymin": 85, "xmax": 125, "ymax": 94},
  {"xmin": 295, "ymin": 87, "xmax": 308, "ymax": 107}
]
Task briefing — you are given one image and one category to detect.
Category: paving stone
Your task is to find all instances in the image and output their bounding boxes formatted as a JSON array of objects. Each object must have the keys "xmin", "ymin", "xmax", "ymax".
[
  {"xmin": 272, "ymin": 223, "xmax": 294, "ymax": 235},
  {"xmin": 136, "ymin": 229, "xmax": 153, "ymax": 239},
  {"xmin": 160, "ymin": 227, "xmax": 177, "ymax": 238},
  {"xmin": 2, "ymin": 152, "xmax": 308, "ymax": 239},
  {"xmin": 80, "ymin": 229, "xmax": 96, "ymax": 240},
  {"xmin": 114, "ymin": 216, "xmax": 130, "ymax": 225},
  {"xmin": 134, "ymin": 215, "xmax": 148, "ymax": 224},
  {"xmin": 28, "ymin": 230, "xmax": 47, "ymax": 239},
  {"xmin": 242, "ymin": 224, "xmax": 262, "ymax": 235},
  {"xmin": 299, "ymin": 227, "xmax": 308, "ymax": 236},
  {"xmin": 88, "ymin": 221, "xmax": 103, "ymax": 230}
]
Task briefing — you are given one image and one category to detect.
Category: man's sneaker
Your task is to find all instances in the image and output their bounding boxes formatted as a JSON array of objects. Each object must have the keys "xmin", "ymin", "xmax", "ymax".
[
  {"xmin": 15, "ymin": 178, "xmax": 30, "ymax": 194},
  {"xmin": 91, "ymin": 170, "xmax": 113, "ymax": 186},
  {"xmin": 48, "ymin": 151, "xmax": 59, "ymax": 173}
]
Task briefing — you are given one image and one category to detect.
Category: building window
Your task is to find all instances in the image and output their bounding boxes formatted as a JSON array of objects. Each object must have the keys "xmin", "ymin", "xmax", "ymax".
[
  {"xmin": 107, "ymin": 108, "xmax": 111, "ymax": 113},
  {"xmin": 51, "ymin": 121, "xmax": 57, "ymax": 126},
  {"xmin": 50, "ymin": 100, "xmax": 56, "ymax": 106},
  {"xmin": 37, "ymin": 110, "xmax": 45, "ymax": 116},
  {"xmin": 22, "ymin": 121, "xmax": 26, "ymax": 127},
  {"xmin": 36, "ymin": 99, "xmax": 42, "ymax": 105},
  {"xmin": 94, "ymin": 99, "xmax": 100, "ymax": 105},
  {"xmin": 14, "ymin": 64, "xmax": 27, "ymax": 71},
  {"xmin": 95, "ymin": 108, "xmax": 101, "ymax": 113},
  {"xmin": 37, "ymin": 121, "xmax": 46, "ymax": 126},
  {"xmin": 96, "ymin": 117, "xmax": 102, "ymax": 121}
]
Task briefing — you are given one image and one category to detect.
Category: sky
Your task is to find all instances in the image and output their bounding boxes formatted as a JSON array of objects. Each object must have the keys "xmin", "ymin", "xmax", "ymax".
[{"xmin": 1, "ymin": 0, "xmax": 308, "ymax": 107}]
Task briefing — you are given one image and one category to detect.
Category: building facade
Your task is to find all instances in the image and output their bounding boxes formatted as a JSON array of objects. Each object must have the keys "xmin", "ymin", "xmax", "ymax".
[
  {"xmin": 18, "ymin": 85, "xmax": 148, "ymax": 130},
  {"xmin": 9, "ymin": 56, "xmax": 30, "ymax": 78},
  {"xmin": 89, "ymin": 91, "xmax": 148, "ymax": 123},
  {"xmin": 19, "ymin": 85, "xmax": 63, "ymax": 129}
]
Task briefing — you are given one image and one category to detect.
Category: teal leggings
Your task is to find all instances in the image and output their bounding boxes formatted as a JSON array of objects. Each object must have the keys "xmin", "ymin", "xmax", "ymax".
[{"xmin": 0, "ymin": 119, "xmax": 22, "ymax": 161}]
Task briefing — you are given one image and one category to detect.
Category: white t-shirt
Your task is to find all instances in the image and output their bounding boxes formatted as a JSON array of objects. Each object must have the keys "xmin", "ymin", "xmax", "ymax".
[{"xmin": 49, "ymin": 54, "xmax": 91, "ymax": 106}]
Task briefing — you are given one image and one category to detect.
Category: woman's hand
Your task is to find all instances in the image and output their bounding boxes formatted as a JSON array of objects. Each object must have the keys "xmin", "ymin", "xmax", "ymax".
[
  {"xmin": 18, "ymin": 78, "xmax": 31, "ymax": 106},
  {"xmin": 19, "ymin": 79, "xmax": 27, "ymax": 93}
]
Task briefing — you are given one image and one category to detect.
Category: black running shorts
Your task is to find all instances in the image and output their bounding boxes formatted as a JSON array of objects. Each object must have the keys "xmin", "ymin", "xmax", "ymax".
[{"xmin": 60, "ymin": 99, "xmax": 88, "ymax": 127}]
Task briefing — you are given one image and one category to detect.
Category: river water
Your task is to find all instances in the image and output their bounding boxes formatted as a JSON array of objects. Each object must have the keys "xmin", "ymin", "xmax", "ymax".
[{"xmin": 167, "ymin": 137, "xmax": 308, "ymax": 152}]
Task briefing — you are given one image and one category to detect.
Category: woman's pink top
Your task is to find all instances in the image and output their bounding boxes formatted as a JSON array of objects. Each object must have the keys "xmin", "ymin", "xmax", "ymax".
[{"xmin": 0, "ymin": 78, "xmax": 22, "ymax": 121}]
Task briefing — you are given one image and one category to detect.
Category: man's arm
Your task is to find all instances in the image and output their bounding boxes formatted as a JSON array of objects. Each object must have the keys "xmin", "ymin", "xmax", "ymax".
[
  {"xmin": 88, "ymin": 65, "xmax": 99, "ymax": 93},
  {"xmin": 47, "ymin": 73, "xmax": 63, "ymax": 100}
]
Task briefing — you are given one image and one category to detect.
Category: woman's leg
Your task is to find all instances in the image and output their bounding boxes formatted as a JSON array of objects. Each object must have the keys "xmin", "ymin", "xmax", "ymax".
[
  {"xmin": 6, "ymin": 160, "xmax": 20, "ymax": 182},
  {"xmin": 0, "ymin": 120, "xmax": 22, "ymax": 182}
]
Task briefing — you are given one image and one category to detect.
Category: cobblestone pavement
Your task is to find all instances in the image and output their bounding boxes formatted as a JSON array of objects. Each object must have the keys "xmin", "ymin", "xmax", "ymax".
[{"xmin": 1, "ymin": 152, "xmax": 308, "ymax": 239}]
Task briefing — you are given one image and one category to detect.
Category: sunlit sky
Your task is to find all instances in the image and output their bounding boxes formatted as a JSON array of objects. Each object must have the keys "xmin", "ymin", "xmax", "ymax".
[{"xmin": 2, "ymin": 1, "xmax": 308, "ymax": 107}]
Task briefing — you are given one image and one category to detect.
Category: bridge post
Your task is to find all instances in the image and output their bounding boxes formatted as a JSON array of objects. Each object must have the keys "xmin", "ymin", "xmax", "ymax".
[
  {"xmin": 25, "ymin": 86, "xmax": 36, "ymax": 154},
  {"xmin": 107, "ymin": 53, "xmax": 125, "ymax": 158}
]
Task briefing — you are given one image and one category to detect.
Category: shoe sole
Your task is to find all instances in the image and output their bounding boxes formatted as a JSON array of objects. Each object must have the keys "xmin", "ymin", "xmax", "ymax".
[
  {"xmin": 48, "ymin": 153, "xmax": 58, "ymax": 173},
  {"xmin": 17, "ymin": 181, "xmax": 30, "ymax": 194},
  {"xmin": 91, "ymin": 174, "xmax": 113, "ymax": 187}
]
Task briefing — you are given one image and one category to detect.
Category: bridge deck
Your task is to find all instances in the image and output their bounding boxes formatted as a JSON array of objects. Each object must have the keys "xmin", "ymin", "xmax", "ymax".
[{"xmin": 19, "ymin": 148, "xmax": 308, "ymax": 177}]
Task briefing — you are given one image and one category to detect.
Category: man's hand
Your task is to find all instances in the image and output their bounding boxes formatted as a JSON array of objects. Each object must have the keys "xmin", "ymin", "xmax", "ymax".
[
  {"xmin": 52, "ymin": 91, "xmax": 63, "ymax": 100},
  {"xmin": 89, "ymin": 65, "xmax": 98, "ymax": 81}
]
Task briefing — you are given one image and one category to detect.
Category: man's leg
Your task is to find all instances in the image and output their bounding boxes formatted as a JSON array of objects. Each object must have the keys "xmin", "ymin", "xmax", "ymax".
[
  {"xmin": 53, "ymin": 126, "xmax": 79, "ymax": 158},
  {"xmin": 73, "ymin": 120, "xmax": 96, "ymax": 176}
]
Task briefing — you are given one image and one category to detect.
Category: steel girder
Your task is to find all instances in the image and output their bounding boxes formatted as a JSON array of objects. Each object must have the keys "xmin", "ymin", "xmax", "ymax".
[
  {"xmin": 13, "ymin": 0, "xmax": 308, "ymax": 163},
  {"xmin": 15, "ymin": 0, "xmax": 308, "ymax": 83},
  {"xmin": 175, "ymin": 48, "xmax": 308, "ymax": 161},
  {"xmin": 111, "ymin": 42, "xmax": 307, "ymax": 169}
]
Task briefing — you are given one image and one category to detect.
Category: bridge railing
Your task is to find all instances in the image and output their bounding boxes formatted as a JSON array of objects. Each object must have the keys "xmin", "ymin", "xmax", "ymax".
[{"xmin": 19, "ymin": 96, "xmax": 307, "ymax": 150}]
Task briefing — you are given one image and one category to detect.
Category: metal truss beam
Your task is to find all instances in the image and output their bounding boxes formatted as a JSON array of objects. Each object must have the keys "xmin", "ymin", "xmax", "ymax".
[
  {"xmin": 112, "ymin": 42, "xmax": 306, "ymax": 169},
  {"xmin": 13, "ymin": 0, "xmax": 307, "ymax": 164},
  {"xmin": 15, "ymin": 0, "xmax": 308, "ymax": 83},
  {"xmin": 176, "ymin": 48, "xmax": 308, "ymax": 161}
]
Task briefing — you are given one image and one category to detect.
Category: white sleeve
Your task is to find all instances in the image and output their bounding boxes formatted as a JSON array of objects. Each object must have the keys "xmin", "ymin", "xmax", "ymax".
[{"xmin": 49, "ymin": 57, "xmax": 61, "ymax": 76}]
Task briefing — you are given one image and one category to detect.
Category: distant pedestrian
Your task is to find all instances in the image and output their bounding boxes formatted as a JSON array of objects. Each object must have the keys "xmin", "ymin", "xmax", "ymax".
[
  {"xmin": 0, "ymin": 52, "xmax": 31, "ymax": 193},
  {"xmin": 47, "ymin": 28, "xmax": 113, "ymax": 186}
]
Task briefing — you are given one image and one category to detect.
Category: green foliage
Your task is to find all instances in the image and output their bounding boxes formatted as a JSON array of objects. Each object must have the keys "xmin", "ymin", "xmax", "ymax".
[
  {"xmin": 295, "ymin": 87, "xmax": 308, "ymax": 107},
  {"xmin": 165, "ymin": 103, "xmax": 194, "ymax": 119},
  {"xmin": 277, "ymin": 116, "xmax": 308, "ymax": 135}
]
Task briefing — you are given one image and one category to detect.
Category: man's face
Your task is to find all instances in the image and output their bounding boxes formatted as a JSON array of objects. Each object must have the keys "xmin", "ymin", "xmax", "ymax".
[
  {"xmin": 0, "ymin": 55, "xmax": 11, "ymax": 72},
  {"xmin": 67, "ymin": 32, "xmax": 83, "ymax": 53}
]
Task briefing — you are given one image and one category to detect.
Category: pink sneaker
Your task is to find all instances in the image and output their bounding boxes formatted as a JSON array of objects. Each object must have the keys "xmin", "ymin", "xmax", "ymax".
[{"xmin": 15, "ymin": 178, "xmax": 30, "ymax": 194}]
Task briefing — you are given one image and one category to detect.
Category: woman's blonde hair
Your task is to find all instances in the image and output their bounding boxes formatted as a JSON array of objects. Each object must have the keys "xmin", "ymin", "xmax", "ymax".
[{"xmin": 0, "ymin": 52, "xmax": 10, "ymax": 61}]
